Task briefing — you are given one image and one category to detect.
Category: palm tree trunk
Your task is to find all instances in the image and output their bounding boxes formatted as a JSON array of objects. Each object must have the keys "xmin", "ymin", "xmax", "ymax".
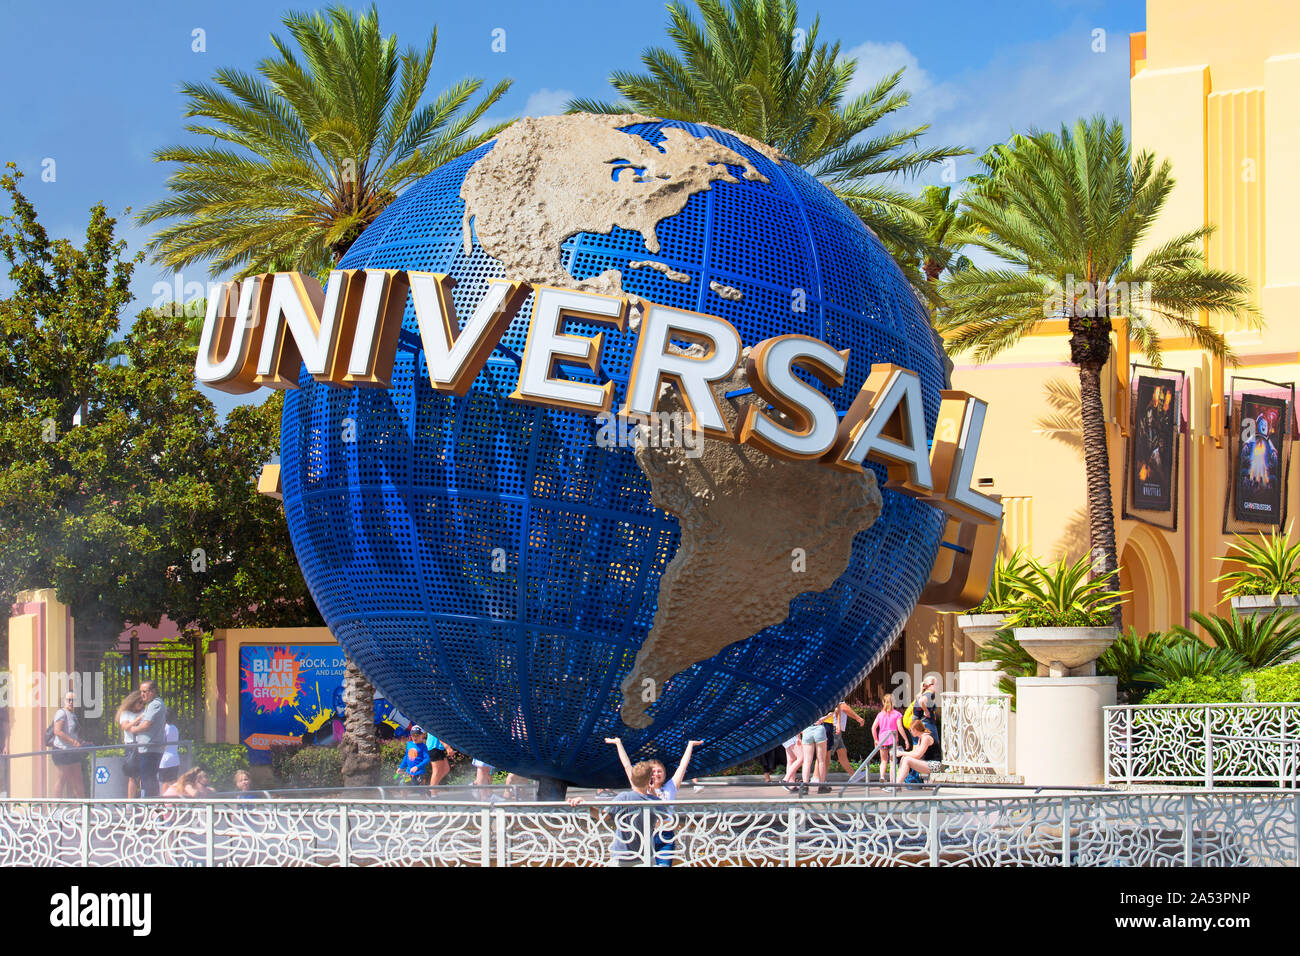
[
  {"xmin": 1076, "ymin": 361, "xmax": 1124, "ymax": 631},
  {"xmin": 331, "ymin": 231, "xmax": 380, "ymax": 784},
  {"xmin": 340, "ymin": 653, "xmax": 380, "ymax": 786}
]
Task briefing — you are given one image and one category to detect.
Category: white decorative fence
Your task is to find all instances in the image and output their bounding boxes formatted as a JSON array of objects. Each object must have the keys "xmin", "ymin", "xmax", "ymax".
[
  {"xmin": 1105, "ymin": 702, "xmax": 1300, "ymax": 787},
  {"xmin": 940, "ymin": 692, "xmax": 1010, "ymax": 774},
  {"xmin": 2, "ymin": 792, "xmax": 1297, "ymax": 866}
]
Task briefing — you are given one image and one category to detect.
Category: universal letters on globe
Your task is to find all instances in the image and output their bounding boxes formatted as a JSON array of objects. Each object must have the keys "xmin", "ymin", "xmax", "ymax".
[{"xmin": 195, "ymin": 270, "xmax": 1001, "ymax": 526}]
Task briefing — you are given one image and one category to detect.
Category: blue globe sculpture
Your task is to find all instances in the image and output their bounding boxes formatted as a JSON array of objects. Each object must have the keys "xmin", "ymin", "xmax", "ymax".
[{"xmin": 279, "ymin": 118, "xmax": 948, "ymax": 787}]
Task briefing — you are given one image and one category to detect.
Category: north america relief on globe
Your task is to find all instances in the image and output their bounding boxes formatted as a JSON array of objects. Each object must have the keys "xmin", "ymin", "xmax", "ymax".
[{"xmin": 280, "ymin": 113, "xmax": 948, "ymax": 786}]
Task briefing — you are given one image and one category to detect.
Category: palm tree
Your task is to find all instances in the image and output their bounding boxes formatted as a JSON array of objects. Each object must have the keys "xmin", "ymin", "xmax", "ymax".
[
  {"xmin": 941, "ymin": 117, "xmax": 1260, "ymax": 627},
  {"xmin": 140, "ymin": 4, "xmax": 512, "ymax": 277},
  {"xmin": 142, "ymin": 5, "xmax": 515, "ymax": 784},
  {"xmin": 567, "ymin": 0, "xmax": 966, "ymax": 283},
  {"xmin": 917, "ymin": 185, "xmax": 973, "ymax": 283}
]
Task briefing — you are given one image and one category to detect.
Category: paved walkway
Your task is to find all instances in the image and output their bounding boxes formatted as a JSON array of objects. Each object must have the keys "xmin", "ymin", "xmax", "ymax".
[{"xmin": 560, "ymin": 773, "xmax": 1092, "ymax": 802}]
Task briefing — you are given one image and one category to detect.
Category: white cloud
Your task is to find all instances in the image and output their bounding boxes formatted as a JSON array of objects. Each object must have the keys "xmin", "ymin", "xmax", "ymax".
[
  {"xmin": 843, "ymin": 31, "xmax": 1131, "ymax": 185},
  {"xmin": 472, "ymin": 87, "xmax": 577, "ymax": 137},
  {"xmin": 934, "ymin": 31, "xmax": 1131, "ymax": 162},
  {"xmin": 846, "ymin": 40, "xmax": 959, "ymax": 125},
  {"xmin": 520, "ymin": 88, "xmax": 576, "ymax": 118}
]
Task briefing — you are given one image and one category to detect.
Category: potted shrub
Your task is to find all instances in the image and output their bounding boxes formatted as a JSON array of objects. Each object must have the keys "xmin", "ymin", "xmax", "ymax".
[
  {"xmin": 1214, "ymin": 528, "xmax": 1300, "ymax": 620},
  {"xmin": 956, "ymin": 550, "xmax": 1029, "ymax": 649},
  {"xmin": 1001, "ymin": 555, "xmax": 1124, "ymax": 677}
]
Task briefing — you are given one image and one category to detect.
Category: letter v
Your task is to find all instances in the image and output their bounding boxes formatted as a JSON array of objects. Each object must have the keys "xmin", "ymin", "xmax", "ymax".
[{"xmin": 409, "ymin": 274, "xmax": 530, "ymax": 395}]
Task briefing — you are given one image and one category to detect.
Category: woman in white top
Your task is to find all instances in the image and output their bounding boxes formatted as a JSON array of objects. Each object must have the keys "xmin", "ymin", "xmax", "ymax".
[
  {"xmin": 116, "ymin": 691, "xmax": 144, "ymax": 798},
  {"xmin": 157, "ymin": 710, "xmax": 181, "ymax": 788}
]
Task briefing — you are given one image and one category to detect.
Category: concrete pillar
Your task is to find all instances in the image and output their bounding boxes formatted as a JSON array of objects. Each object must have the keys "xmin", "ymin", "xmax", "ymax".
[
  {"xmin": 956, "ymin": 661, "xmax": 1004, "ymax": 697},
  {"xmin": 1014, "ymin": 676, "xmax": 1117, "ymax": 787},
  {"xmin": 7, "ymin": 589, "xmax": 76, "ymax": 798}
]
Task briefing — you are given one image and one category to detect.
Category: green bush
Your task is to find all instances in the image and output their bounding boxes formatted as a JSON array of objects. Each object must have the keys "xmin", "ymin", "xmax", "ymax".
[
  {"xmin": 1098, "ymin": 627, "xmax": 1182, "ymax": 703},
  {"xmin": 191, "ymin": 744, "xmax": 251, "ymax": 790},
  {"xmin": 271, "ymin": 744, "xmax": 343, "ymax": 788},
  {"xmin": 1012, "ymin": 606, "xmax": 1111, "ymax": 628},
  {"xmin": 1144, "ymin": 662, "xmax": 1300, "ymax": 704},
  {"xmin": 841, "ymin": 707, "xmax": 875, "ymax": 759}
]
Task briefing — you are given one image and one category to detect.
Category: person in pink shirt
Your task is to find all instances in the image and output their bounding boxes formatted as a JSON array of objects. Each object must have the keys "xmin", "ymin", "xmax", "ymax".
[{"xmin": 871, "ymin": 695, "xmax": 903, "ymax": 783}]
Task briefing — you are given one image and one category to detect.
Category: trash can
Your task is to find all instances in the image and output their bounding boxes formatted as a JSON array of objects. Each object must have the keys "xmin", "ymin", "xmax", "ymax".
[{"xmin": 91, "ymin": 754, "xmax": 129, "ymax": 798}]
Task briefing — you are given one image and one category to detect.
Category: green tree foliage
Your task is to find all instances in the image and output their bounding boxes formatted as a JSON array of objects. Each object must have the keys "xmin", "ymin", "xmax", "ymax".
[
  {"xmin": 942, "ymin": 118, "xmax": 1259, "ymax": 626},
  {"xmin": 916, "ymin": 184, "xmax": 973, "ymax": 283},
  {"xmin": 570, "ymin": 0, "xmax": 967, "ymax": 287},
  {"xmin": 140, "ymin": 4, "xmax": 512, "ymax": 276},
  {"xmin": 0, "ymin": 165, "xmax": 319, "ymax": 662}
]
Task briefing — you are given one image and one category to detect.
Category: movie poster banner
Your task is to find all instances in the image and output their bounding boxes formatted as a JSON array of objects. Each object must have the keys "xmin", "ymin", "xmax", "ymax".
[
  {"xmin": 1132, "ymin": 375, "xmax": 1178, "ymax": 512},
  {"xmin": 238, "ymin": 645, "xmax": 407, "ymax": 764},
  {"xmin": 1234, "ymin": 393, "xmax": 1288, "ymax": 524}
]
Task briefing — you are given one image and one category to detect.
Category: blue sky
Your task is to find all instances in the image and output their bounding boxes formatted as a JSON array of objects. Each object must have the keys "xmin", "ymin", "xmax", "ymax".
[{"xmin": 0, "ymin": 0, "xmax": 1144, "ymax": 407}]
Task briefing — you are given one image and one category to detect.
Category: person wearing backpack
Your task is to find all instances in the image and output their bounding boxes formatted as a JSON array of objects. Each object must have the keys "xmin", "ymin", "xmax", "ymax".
[{"xmin": 50, "ymin": 691, "xmax": 86, "ymax": 798}]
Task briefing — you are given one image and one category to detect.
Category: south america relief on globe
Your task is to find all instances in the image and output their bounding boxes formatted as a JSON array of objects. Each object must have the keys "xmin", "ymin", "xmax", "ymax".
[{"xmin": 279, "ymin": 114, "xmax": 948, "ymax": 787}]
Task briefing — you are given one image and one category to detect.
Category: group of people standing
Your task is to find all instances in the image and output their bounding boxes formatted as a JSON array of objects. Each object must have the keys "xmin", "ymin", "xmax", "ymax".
[
  {"xmin": 48, "ymin": 679, "xmax": 178, "ymax": 798},
  {"xmin": 752, "ymin": 682, "xmax": 944, "ymax": 790},
  {"xmin": 776, "ymin": 701, "xmax": 866, "ymax": 794},
  {"xmin": 871, "ymin": 677, "xmax": 943, "ymax": 784},
  {"xmin": 113, "ymin": 680, "xmax": 174, "ymax": 797}
]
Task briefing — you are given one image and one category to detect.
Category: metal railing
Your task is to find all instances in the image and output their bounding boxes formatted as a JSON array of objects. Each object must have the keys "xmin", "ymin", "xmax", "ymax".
[
  {"xmin": 940, "ymin": 693, "xmax": 1010, "ymax": 775},
  {"xmin": 1105, "ymin": 702, "xmax": 1300, "ymax": 787},
  {"xmin": 4, "ymin": 742, "xmax": 197, "ymax": 798},
  {"xmin": 2, "ymin": 790, "xmax": 1295, "ymax": 866}
]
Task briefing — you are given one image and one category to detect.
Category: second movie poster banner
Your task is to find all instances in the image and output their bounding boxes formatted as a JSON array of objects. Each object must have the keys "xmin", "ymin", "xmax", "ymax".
[
  {"xmin": 1232, "ymin": 391, "xmax": 1291, "ymax": 526},
  {"xmin": 1124, "ymin": 366, "xmax": 1182, "ymax": 530},
  {"xmin": 1223, "ymin": 377, "xmax": 1293, "ymax": 533}
]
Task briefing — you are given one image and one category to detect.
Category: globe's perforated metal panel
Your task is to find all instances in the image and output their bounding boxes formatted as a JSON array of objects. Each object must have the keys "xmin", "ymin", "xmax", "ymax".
[{"xmin": 280, "ymin": 119, "xmax": 947, "ymax": 787}]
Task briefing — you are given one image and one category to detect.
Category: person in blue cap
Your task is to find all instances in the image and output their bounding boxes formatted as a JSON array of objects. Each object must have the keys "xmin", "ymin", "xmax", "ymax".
[{"xmin": 395, "ymin": 726, "xmax": 432, "ymax": 785}]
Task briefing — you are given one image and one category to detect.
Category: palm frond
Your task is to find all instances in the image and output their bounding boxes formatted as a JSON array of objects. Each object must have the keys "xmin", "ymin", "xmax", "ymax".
[{"xmin": 142, "ymin": 3, "xmax": 513, "ymax": 272}]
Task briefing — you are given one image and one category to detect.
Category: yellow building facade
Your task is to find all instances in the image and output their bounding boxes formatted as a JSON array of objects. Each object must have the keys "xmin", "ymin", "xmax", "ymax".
[{"xmin": 886, "ymin": 0, "xmax": 1300, "ymax": 696}]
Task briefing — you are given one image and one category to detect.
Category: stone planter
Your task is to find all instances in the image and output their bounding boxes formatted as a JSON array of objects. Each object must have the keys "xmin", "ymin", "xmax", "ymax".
[
  {"xmin": 1013, "ymin": 626, "xmax": 1119, "ymax": 678},
  {"xmin": 956, "ymin": 613, "xmax": 1009, "ymax": 649},
  {"xmin": 1230, "ymin": 594, "xmax": 1300, "ymax": 620}
]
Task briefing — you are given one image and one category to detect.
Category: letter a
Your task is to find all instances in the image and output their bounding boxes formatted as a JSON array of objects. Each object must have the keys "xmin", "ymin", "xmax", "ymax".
[{"xmin": 824, "ymin": 364, "xmax": 933, "ymax": 495}]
